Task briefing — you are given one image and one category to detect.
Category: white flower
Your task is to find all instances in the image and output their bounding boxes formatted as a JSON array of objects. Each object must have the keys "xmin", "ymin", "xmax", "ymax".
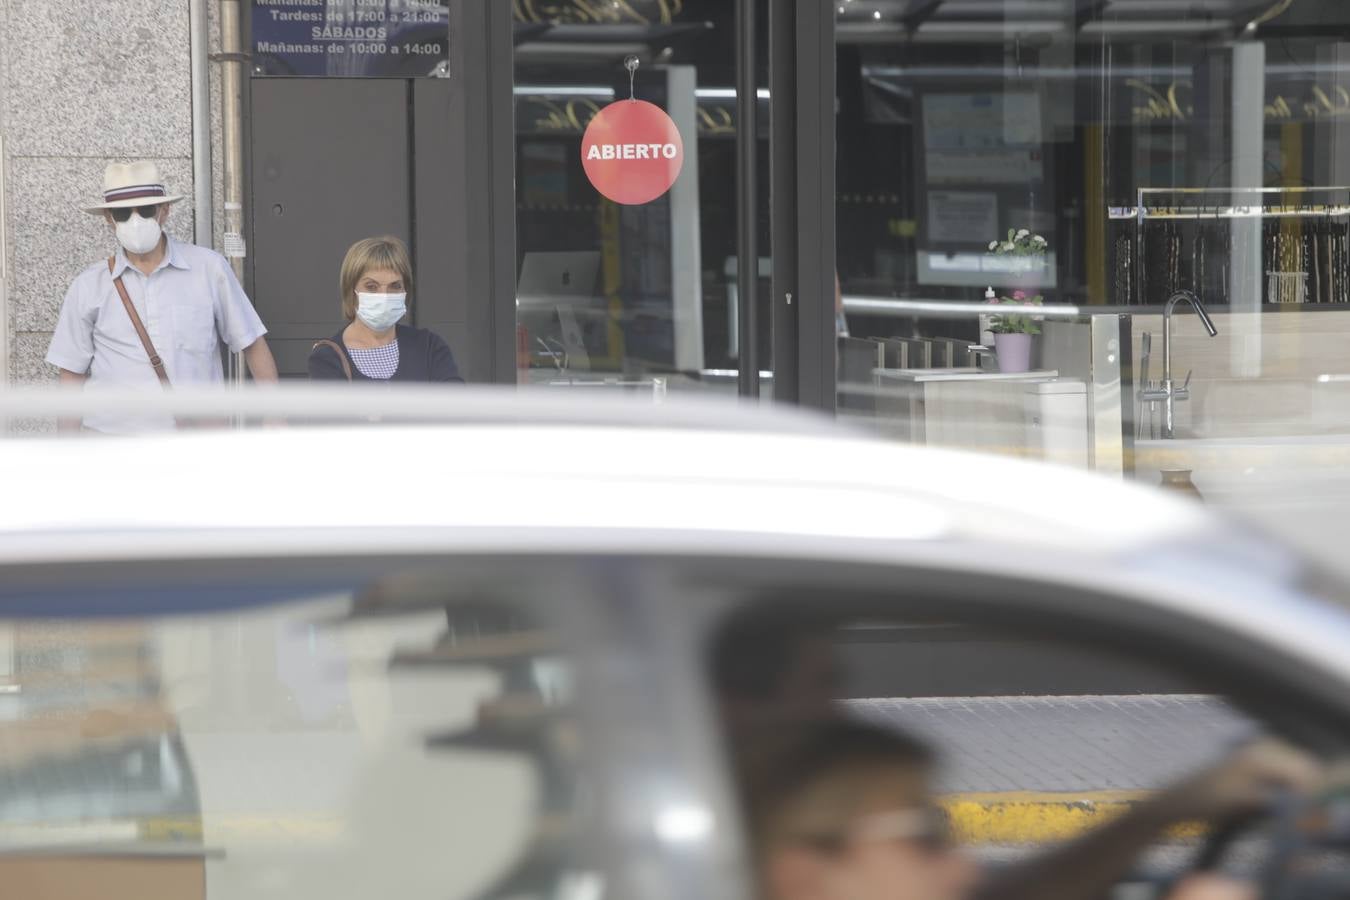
[
  {"xmin": 1001, "ymin": 242, "xmax": 1015, "ymax": 253},
  {"xmin": 1015, "ymin": 229, "xmax": 1030, "ymax": 240},
  {"xmin": 1033, "ymin": 235, "xmax": 1047, "ymax": 246},
  {"xmin": 989, "ymin": 241, "xmax": 999, "ymax": 251}
]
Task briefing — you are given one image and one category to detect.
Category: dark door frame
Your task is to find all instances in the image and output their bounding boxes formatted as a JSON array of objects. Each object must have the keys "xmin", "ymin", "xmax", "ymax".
[
  {"xmin": 459, "ymin": 0, "xmax": 517, "ymax": 384},
  {"xmin": 769, "ymin": 0, "xmax": 837, "ymax": 410},
  {"xmin": 476, "ymin": 0, "xmax": 836, "ymax": 406}
]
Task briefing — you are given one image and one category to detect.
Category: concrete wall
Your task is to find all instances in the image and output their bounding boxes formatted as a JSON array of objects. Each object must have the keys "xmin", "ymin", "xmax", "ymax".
[{"xmin": 0, "ymin": 0, "xmax": 202, "ymax": 386}]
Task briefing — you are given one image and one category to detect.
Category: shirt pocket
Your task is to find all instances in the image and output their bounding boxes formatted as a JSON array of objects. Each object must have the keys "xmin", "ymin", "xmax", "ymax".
[{"xmin": 174, "ymin": 299, "xmax": 218, "ymax": 353}]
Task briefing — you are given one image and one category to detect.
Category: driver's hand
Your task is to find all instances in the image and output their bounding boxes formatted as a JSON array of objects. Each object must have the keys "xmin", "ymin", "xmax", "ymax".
[
  {"xmin": 1169, "ymin": 875, "xmax": 1257, "ymax": 900},
  {"xmin": 1163, "ymin": 739, "xmax": 1323, "ymax": 822}
]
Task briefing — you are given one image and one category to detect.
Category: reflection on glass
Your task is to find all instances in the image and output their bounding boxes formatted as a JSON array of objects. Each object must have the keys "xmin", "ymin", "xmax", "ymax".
[
  {"xmin": 513, "ymin": 4, "xmax": 771, "ymax": 398},
  {"xmin": 0, "ymin": 584, "xmax": 585, "ymax": 900},
  {"xmin": 832, "ymin": 0, "xmax": 1350, "ymax": 549}
]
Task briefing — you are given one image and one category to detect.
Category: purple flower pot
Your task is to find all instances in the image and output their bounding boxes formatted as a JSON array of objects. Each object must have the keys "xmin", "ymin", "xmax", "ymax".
[{"xmin": 994, "ymin": 333, "xmax": 1033, "ymax": 374}]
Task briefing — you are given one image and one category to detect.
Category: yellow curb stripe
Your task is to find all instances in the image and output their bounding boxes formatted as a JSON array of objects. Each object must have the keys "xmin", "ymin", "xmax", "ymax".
[
  {"xmin": 940, "ymin": 792, "xmax": 1206, "ymax": 845},
  {"xmin": 139, "ymin": 815, "xmax": 344, "ymax": 842},
  {"xmin": 108, "ymin": 796, "xmax": 1215, "ymax": 850},
  {"xmin": 139, "ymin": 816, "xmax": 204, "ymax": 842}
]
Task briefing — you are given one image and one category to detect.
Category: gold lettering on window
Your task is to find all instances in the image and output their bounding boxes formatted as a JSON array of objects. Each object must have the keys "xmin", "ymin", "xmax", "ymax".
[
  {"xmin": 528, "ymin": 98, "xmax": 604, "ymax": 133},
  {"xmin": 696, "ymin": 106, "xmax": 734, "ymax": 136},
  {"xmin": 1130, "ymin": 80, "xmax": 1350, "ymax": 123},
  {"xmin": 1303, "ymin": 85, "xmax": 1350, "ymax": 119},
  {"xmin": 1127, "ymin": 79, "xmax": 1193, "ymax": 123}
]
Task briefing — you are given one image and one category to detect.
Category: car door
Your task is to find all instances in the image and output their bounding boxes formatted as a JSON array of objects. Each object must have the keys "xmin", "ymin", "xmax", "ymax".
[
  {"xmin": 0, "ymin": 553, "xmax": 749, "ymax": 900},
  {"xmin": 3, "ymin": 540, "xmax": 1350, "ymax": 900},
  {"xmin": 693, "ymin": 547, "xmax": 1350, "ymax": 898}
]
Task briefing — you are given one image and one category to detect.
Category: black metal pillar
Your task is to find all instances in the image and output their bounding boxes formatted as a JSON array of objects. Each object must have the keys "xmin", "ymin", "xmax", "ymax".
[
  {"xmin": 769, "ymin": 0, "xmax": 797, "ymax": 403},
  {"xmin": 770, "ymin": 0, "xmax": 836, "ymax": 410},
  {"xmin": 736, "ymin": 0, "xmax": 760, "ymax": 397},
  {"xmin": 459, "ymin": 0, "xmax": 517, "ymax": 384}
]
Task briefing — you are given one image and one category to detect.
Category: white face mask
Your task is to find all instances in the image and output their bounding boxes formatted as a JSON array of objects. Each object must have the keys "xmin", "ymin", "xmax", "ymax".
[
  {"xmin": 115, "ymin": 214, "xmax": 163, "ymax": 255},
  {"xmin": 355, "ymin": 291, "xmax": 407, "ymax": 333}
]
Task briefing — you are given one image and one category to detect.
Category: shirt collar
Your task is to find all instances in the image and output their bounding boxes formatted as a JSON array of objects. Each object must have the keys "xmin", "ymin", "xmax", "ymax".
[
  {"xmin": 163, "ymin": 236, "xmax": 191, "ymax": 271},
  {"xmin": 110, "ymin": 237, "xmax": 190, "ymax": 278}
]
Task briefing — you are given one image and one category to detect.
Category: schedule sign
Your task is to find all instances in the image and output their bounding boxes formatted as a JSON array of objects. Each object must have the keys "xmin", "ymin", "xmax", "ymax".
[{"xmin": 252, "ymin": 0, "xmax": 448, "ymax": 77}]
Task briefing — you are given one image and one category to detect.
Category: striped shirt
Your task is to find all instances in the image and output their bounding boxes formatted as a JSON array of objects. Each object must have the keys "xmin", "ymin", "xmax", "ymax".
[{"xmin": 347, "ymin": 340, "xmax": 400, "ymax": 379}]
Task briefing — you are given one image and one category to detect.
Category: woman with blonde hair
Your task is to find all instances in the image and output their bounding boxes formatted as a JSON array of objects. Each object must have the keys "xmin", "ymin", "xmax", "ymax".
[{"xmin": 309, "ymin": 236, "xmax": 462, "ymax": 382}]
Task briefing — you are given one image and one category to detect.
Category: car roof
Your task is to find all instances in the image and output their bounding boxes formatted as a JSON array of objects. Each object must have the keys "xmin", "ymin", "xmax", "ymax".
[
  {"xmin": 0, "ymin": 386, "xmax": 1215, "ymax": 564},
  {"xmin": 6, "ymin": 387, "xmax": 1350, "ymax": 727}
]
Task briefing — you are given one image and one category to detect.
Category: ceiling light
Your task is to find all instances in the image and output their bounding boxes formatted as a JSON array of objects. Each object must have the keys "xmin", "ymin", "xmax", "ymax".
[{"xmin": 1081, "ymin": 19, "xmax": 1232, "ymax": 34}]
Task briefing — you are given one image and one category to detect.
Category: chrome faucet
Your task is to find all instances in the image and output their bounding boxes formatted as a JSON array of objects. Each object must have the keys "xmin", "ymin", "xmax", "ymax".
[{"xmin": 1139, "ymin": 290, "xmax": 1218, "ymax": 439}]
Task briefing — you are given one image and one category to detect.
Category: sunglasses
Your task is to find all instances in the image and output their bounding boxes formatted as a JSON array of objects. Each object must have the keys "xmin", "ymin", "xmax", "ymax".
[
  {"xmin": 110, "ymin": 204, "xmax": 161, "ymax": 223},
  {"xmin": 796, "ymin": 807, "xmax": 953, "ymax": 855},
  {"xmin": 853, "ymin": 807, "xmax": 952, "ymax": 853}
]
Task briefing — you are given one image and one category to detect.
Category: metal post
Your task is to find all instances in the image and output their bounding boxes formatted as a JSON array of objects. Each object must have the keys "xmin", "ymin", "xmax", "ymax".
[
  {"xmin": 736, "ymin": 0, "xmax": 759, "ymax": 398},
  {"xmin": 1228, "ymin": 41, "xmax": 1265, "ymax": 380},
  {"xmin": 0, "ymin": 134, "xmax": 7, "ymax": 391},
  {"xmin": 219, "ymin": 0, "xmax": 246, "ymax": 387},
  {"xmin": 770, "ymin": 0, "xmax": 836, "ymax": 410},
  {"xmin": 461, "ymin": 0, "xmax": 516, "ymax": 384},
  {"xmin": 486, "ymin": 0, "xmax": 517, "ymax": 385},
  {"xmin": 189, "ymin": 0, "xmax": 214, "ymax": 249},
  {"xmin": 770, "ymin": 0, "xmax": 798, "ymax": 404},
  {"xmin": 797, "ymin": 0, "xmax": 836, "ymax": 410}
]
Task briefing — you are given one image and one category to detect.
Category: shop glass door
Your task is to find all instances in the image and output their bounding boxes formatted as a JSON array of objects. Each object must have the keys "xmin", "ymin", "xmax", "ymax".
[{"xmin": 511, "ymin": 1, "xmax": 771, "ymax": 399}]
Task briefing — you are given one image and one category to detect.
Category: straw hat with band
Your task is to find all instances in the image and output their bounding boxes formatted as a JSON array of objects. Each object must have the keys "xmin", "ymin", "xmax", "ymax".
[{"xmin": 84, "ymin": 161, "xmax": 185, "ymax": 214}]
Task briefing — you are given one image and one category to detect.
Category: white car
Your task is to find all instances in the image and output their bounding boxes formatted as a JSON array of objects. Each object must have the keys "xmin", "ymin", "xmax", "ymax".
[{"xmin": 0, "ymin": 386, "xmax": 1347, "ymax": 900}]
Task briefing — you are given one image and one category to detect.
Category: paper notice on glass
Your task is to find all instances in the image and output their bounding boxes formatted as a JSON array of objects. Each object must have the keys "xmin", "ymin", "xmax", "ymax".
[
  {"xmin": 922, "ymin": 92, "xmax": 1044, "ymax": 185},
  {"xmin": 223, "ymin": 232, "xmax": 247, "ymax": 259},
  {"xmin": 926, "ymin": 148, "xmax": 1042, "ymax": 185},
  {"xmin": 927, "ymin": 191, "xmax": 998, "ymax": 244},
  {"xmin": 924, "ymin": 92, "xmax": 1042, "ymax": 149}
]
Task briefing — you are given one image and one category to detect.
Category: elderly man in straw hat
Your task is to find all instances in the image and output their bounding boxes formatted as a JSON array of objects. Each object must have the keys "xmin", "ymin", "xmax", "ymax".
[{"xmin": 46, "ymin": 161, "xmax": 278, "ymax": 433}]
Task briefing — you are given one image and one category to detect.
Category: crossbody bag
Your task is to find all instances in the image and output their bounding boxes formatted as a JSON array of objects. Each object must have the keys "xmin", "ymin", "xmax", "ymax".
[
  {"xmin": 108, "ymin": 257, "xmax": 172, "ymax": 386},
  {"xmin": 311, "ymin": 339, "xmax": 353, "ymax": 380},
  {"xmin": 107, "ymin": 256, "xmax": 189, "ymax": 429}
]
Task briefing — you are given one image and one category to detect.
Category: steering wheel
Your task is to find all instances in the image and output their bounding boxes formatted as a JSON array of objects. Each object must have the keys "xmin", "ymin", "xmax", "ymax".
[{"xmin": 1190, "ymin": 791, "xmax": 1306, "ymax": 900}]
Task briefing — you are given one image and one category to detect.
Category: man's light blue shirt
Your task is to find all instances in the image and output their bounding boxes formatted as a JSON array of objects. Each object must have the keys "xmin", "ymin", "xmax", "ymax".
[{"xmin": 46, "ymin": 237, "xmax": 267, "ymax": 432}]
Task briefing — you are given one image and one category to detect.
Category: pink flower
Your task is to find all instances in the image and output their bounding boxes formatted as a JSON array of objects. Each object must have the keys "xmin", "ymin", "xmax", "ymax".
[{"xmin": 1012, "ymin": 290, "xmax": 1027, "ymax": 300}]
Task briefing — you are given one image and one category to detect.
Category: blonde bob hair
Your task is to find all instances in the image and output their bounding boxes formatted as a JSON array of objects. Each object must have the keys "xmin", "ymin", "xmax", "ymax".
[{"xmin": 340, "ymin": 236, "xmax": 414, "ymax": 322}]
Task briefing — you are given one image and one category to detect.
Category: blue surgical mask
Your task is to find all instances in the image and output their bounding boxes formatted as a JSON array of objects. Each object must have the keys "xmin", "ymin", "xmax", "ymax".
[{"xmin": 355, "ymin": 292, "xmax": 407, "ymax": 333}]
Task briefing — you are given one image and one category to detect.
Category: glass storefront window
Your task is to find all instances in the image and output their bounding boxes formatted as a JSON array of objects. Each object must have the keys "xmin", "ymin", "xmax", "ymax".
[
  {"xmin": 833, "ymin": 0, "xmax": 1350, "ymax": 558},
  {"xmin": 511, "ymin": 1, "xmax": 772, "ymax": 399}
]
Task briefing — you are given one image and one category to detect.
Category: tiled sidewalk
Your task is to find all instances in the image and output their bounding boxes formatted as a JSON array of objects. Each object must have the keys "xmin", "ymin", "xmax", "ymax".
[{"xmin": 847, "ymin": 694, "xmax": 1257, "ymax": 794}]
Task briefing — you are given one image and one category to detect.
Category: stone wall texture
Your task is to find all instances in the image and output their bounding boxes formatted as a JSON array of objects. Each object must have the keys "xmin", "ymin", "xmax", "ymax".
[{"xmin": 1, "ymin": 0, "xmax": 201, "ymax": 385}]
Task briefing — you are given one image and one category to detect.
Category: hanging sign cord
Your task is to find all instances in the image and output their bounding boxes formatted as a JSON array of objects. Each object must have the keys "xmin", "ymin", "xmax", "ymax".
[{"xmin": 625, "ymin": 55, "xmax": 640, "ymax": 102}]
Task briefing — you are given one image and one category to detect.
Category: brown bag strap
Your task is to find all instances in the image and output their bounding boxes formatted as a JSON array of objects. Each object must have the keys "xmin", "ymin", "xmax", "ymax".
[
  {"xmin": 312, "ymin": 339, "xmax": 353, "ymax": 381},
  {"xmin": 108, "ymin": 257, "xmax": 170, "ymax": 386}
]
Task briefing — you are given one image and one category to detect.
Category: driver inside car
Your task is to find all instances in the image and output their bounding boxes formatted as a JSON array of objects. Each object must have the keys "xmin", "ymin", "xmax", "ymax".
[
  {"xmin": 734, "ymin": 716, "xmax": 1319, "ymax": 900},
  {"xmin": 711, "ymin": 617, "xmax": 1324, "ymax": 900}
]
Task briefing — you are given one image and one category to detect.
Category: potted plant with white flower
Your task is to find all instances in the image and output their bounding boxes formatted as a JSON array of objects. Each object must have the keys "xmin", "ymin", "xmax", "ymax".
[
  {"xmin": 985, "ymin": 289, "xmax": 1041, "ymax": 374},
  {"xmin": 986, "ymin": 230, "xmax": 1048, "ymax": 374}
]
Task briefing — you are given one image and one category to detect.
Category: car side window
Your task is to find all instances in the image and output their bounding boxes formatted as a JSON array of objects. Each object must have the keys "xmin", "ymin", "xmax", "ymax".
[
  {"xmin": 707, "ymin": 606, "xmax": 1263, "ymax": 868},
  {"xmin": 0, "ymin": 580, "xmax": 586, "ymax": 900}
]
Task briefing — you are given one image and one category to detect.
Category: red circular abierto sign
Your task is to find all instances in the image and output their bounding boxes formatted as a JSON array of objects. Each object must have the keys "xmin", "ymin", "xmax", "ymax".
[{"xmin": 581, "ymin": 99, "xmax": 684, "ymax": 205}]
